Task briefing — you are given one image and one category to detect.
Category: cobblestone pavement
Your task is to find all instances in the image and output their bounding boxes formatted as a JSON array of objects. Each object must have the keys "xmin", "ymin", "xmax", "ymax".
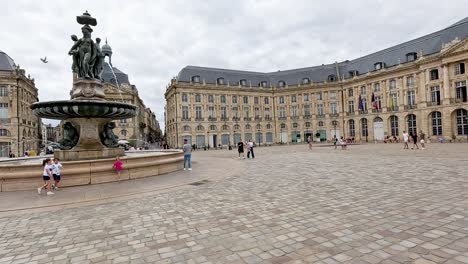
[{"xmin": 1, "ymin": 143, "xmax": 468, "ymax": 264}]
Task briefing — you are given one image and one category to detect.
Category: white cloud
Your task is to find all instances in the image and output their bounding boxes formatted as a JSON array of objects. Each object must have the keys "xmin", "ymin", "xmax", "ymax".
[{"xmin": 1, "ymin": 0, "xmax": 466, "ymax": 131}]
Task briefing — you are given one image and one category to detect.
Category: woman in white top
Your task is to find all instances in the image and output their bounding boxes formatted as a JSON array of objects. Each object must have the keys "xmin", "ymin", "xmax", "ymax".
[
  {"xmin": 339, "ymin": 136, "xmax": 347, "ymax": 150},
  {"xmin": 38, "ymin": 158, "xmax": 54, "ymax": 195}
]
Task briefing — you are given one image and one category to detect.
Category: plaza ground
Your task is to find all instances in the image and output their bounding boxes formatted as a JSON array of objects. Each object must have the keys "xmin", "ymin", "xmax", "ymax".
[{"xmin": 0, "ymin": 143, "xmax": 468, "ymax": 264}]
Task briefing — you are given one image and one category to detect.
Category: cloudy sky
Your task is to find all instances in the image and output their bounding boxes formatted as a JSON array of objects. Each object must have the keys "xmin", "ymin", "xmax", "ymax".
[{"xmin": 1, "ymin": 0, "xmax": 466, "ymax": 130}]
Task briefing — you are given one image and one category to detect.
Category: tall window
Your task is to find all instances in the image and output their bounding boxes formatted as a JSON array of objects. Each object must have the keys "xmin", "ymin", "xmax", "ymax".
[
  {"xmin": 360, "ymin": 86, "xmax": 366, "ymax": 95},
  {"xmin": 348, "ymin": 88, "xmax": 353, "ymax": 97},
  {"xmin": 291, "ymin": 95, "xmax": 297, "ymax": 103},
  {"xmin": 455, "ymin": 81, "xmax": 467, "ymax": 102},
  {"xmin": 348, "ymin": 120, "xmax": 355, "ymax": 137},
  {"xmin": 431, "ymin": 86, "xmax": 441, "ymax": 105},
  {"xmin": 407, "ymin": 90, "xmax": 416, "ymax": 106},
  {"xmin": 407, "ymin": 114, "xmax": 417, "ymax": 135},
  {"xmin": 317, "ymin": 104, "xmax": 324, "ymax": 115},
  {"xmin": 254, "ymin": 97, "xmax": 259, "ymax": 104},
  {"xmin": 181, "ymin": 93, "xmax": 188, "ymax": 102},
  {"xmin": 264, "ymin": 108, "xmax": 270, "ymax": 119},
  {"xmin": 182, "ymin": 106, "xmax": 189, "ymax": 120},
  {"xmin": 390, "ymin": 116, "xmax": 399, "ymax": 136},
  {"xmin": 348, "ymin": 101, "xmax": 354, "ymax": 113},
  {"xmin": 0, "ymin": 103, "xmax": 8, "ymax": 119},
  {"xmin": 361, "ymin": 118, "xmax": 368, "ymax": 137},
  {"xmin": 373, "ymin": 83, "xmax": 380, "ymax": 92},
  {"xmin": 362, "ymin": 99, "xmax": 367, "ymax": 111},
  {"xmin": 304, "ymin": 105, "xmax": 311, "ymax": 116},
  {"xmin": 455, "ymin": 63, "xmax": 465, "ymax": 75},
  {"xmin": 330, "ymin": 103, "xmax": 337, "ymax": 114},
  {"xmin": 243, "ymin": 96, "xmax": 248, "ymax": 104},
  {"xmin": 329, "ymin": 91, "xmax": 337, "ymax": 99},
  {"xmin": 232, "ymin": 107, "xmax": 238, "ymax": 118},
  {"xmin": 389, "ymin": 80, "xmax": 396, "ymax": 90},
  {"xmin": 303, "ymin": 93, "xmax": 309, "ymax": 102},
  {"xmin": 208, "ymin": 95, "xmax": 214, "ymax": 103},
  {"xmin": 221, "ymin": 106, "xmax": 227, "ymax": 119},
  {"xmin": 291, "ymin": 106, "xmax": 298, "ymax": 117},
  {"xmin": 390, "ymin": 93, "xmax": 398, "ymax": 111},
  {"xmin": 375, "ymin": 96, "xmax": 382, "ymax": 109},
  {"xmin": 431, "ymin": 111, "xmax": 442, "ymax": 135},
  {"xmin": 254, "ymin": 107, "xmax": 260, "ymax": 119},
  {"xmin": 279, "ymin": 107, "xmax": 286, "ymax": 118},
  {"xmin": 279, "ymin": 96, "xmax": 284, "ymax": 104},
  {"xmin": 195, "ymin": 106, "xmax": 202, "ymax": 119},
  {"xmin": 232, "ymin": 96, "xmax": 237, "ymax": 104},
  {"xmin": 406, "ymin": 76, "xmax": 415, "ymax": 87},
  {"xmin": 195, "ymin": 94, "xmax": 201, "ymax": 103},
  {"xmin": 243, "ymin": 107, "xmax": 249, "ymax": 118},
  {"xmin": 264, "ymin": 97, "xmax": 269, "ymax": 104},
  {"xmin": 456, "ymin": 109, "xmax": 468, "ymax": 135},
  {"xmin": 316, "ymin": 92, "xmax": 322, "ymax": 100},
  {"xmin": 220, "ymin": 95, "xmax": 226, "ymax": 104},
  {"xmin": 430, "ymin": 69, "xmax": 439, "ymax": 80},
  {"xmin": 208, "ymin": 106, "xmax": 215, "ymax": 119}
]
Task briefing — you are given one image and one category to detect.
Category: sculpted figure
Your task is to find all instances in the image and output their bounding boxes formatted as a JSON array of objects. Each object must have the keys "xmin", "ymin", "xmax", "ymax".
[
  {"xmin": 68, "ymin": 25, "xmax": 97, "ymax": 79},
  {"xmin": 93, "ymin": 37, "xmax": 104, "ymax": 81},
  {"xmin": 59, "ymin": 122, "xmax": 79, "ymax": 150},
  {"xmin": 101, "ymin": 122, "xmax": 119, "ymax": 148}
]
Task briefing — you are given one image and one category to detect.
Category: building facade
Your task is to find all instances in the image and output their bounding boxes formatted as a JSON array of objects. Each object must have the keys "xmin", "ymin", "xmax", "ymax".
[
  {"xmin": 165, "ymin": 18, "xmax": 468, "ymax": 148},
  {"xmin": 0, "ymin": 50, "xmax": 41, "ymax": 157}
]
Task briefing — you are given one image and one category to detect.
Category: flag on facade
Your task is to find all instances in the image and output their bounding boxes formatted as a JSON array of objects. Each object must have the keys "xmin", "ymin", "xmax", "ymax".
[
  {"xmin": 389, "ymin": 95, "xmax": 394, "ymax": 110},
  {"xmin": 358, "ymin": 95, "xmax": 363, "ymax": 111},
  {"xmin": 371, "ymin": 92, "xmax": 377, "ymax": 109}
]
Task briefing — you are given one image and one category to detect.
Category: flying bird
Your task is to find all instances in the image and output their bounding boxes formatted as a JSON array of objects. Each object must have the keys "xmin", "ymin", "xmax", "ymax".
[{"xmin": 40, "ymin": 57, "xmax": 48, "ymax": 63}]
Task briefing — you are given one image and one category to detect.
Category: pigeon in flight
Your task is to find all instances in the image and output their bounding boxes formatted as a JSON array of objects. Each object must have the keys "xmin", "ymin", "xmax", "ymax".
[{"xmin": 40, "ymin": 57, "xmax": 48, "ymax": 63}]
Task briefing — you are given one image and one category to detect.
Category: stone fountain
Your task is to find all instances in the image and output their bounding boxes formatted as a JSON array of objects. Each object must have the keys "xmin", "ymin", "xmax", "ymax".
[{"xmin": 31, "ymin": 11, "xmax": 137, "ymax": 161}]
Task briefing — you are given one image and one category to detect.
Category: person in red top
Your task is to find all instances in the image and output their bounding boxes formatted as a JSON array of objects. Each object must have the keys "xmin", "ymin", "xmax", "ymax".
[{"xmin": 113, "ymin": 156, "xmax": 123, "ymax": 180}]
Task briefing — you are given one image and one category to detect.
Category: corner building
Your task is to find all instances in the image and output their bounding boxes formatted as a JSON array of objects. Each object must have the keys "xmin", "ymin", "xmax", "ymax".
[{"xmin": 165, "ymin": 18, "xmax": 468, "ymax": 148}]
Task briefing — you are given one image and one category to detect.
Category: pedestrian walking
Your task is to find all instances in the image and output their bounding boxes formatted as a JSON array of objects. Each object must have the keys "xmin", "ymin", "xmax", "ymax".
[
  {"xmin": 237, "ymin": 140, "xmax": 245, "ymax": 159},
  {"xmin": 333, "ymin": 135, "xmax": 337, "ymax": 149},
  {"xmin": 113, "ymin": 156, "xmax": 123, "ymax": 180},
  {"xmin": 51, "ymin": 158, "xmax": 63, "ymax": 191},
  {"xmin": 247, "ymin": 139, "xmax": 255, "ymax": 159},
  {"xmin": 307, "ymin": 136, "xmax": 312, "ymax": 150},
  {"xmin": 402, "ymin": 131, "xmax": 409, "ymax": 149},
  {"xmin": 411, "ymin": 132, "xmax": 419, "ymax": 150},
  {"xmin": 420, "ymin": 130, "xmax": 426, "ymax": 149},
  {"xmin": 38, "ymin": 158, "xmax": 54, "ymax": 195},
  {"xmin": 339, "ymin": 136, "xmax": 347, "ymax": 150},
  {"xmin": 183, "ymin": 139, "xmax": 192, "ymax": 170}
]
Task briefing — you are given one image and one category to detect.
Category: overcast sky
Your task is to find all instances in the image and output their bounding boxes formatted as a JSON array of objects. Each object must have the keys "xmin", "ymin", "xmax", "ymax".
[{"xmin": 1, "ymin": 0, "xmax": 466, "ymax": 130}]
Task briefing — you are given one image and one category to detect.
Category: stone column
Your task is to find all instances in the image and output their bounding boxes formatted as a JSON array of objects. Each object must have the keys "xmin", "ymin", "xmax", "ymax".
[{"xmin": 442, "ymin": 65, "xmax": 450, "ymax": 105}]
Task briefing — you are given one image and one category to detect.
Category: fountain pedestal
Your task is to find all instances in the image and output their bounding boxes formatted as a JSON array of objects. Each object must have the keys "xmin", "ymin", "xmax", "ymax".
[
  {"xmin": 54, "ymin": 117, "xmax": 124, "ymax": 161},
  {"xmin": 70, "ymin": 79, "xmax": 106, "ymax": 100}
]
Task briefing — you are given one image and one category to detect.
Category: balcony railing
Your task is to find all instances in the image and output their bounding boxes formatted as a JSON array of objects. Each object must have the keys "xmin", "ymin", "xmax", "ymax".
[
  {"xmin": 359, "ymin": 110, "xmax": 368, "ymax": 114},
  {"xmin": 278, "ymin": 116, "xmax": 287, "ymax": 120},
  {"xmin": 427, "ymin": 101, "xmax": 441, "ymax": 107},
  {"xmin": 208, "ymin": 117, "xmax": 217, "ymax": 121},
  {"xmin": 254, "ymin": 117, "xmax": 262, "ymax": 121},
  {"xmin": 387, "ymin": 106, "xmax": 399, "ymax": 112},
  {"xmin": 316, "ymin": 114, "xmax": 325, "ymax": 118},
  {"xmin": 232, "ymin": 117, "xmax": 240, "ymax": 121},
  {"xmin": 195, "ymin": 117, "xmax": 204, "ymax": 121},
  {"xmin": 404, "ymin": 104, "xmax": 417, "ymax": 110},
  {"xmin": 330, "ymin": 113, "xmax": 339, "ymax": 117},
  {"xmin": 372, "ymin": 109, "xmax": 382, "ymax": 113},
  {"xmin": 450, "ymin": 98, "xmax": 467, "ymax": 104},
  {"xmin": 243, "ymin": 117, "xmax": 251, "ymax": 121},
  {"xmin": 265, "ymin": 117, "xmax": 271, "ymax": 121},
  {"xmin": 303, "ymin": 115, "xmax": 311, "ymax": 119},
  {"xmin": 181, "ymin": 118, "xmax": 191, "ymax": 121}
]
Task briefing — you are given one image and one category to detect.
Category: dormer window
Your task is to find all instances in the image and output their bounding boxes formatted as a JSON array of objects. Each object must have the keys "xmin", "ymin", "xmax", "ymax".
[
  {"xmin": 406, "ymin": 52, "xmax": 417, "ymax": 62},
  {"xmin": 239, "ymin": 79, "xmax": 247, "ymax": 86},
  {"xmin": 260, "ymin": 81, "xmax": 268, "ymax": 88},
  {"xmin": 217, "ymin": 77, "xmax": 224, "ymax": 85},
  {"xmin": 327, "ymin": 75, "xmax": 336, "ymax": 82},
  {"xmin": 302, "ymin": 78, "xmax": 310, "ymax": 84},
  {"xmin": 278, "ymin": 80, "xmax": 286, "ymax": 87},
  {"xmin": 191, "ymin": 75, "xmax": 200, "ymax": 83},
  {"xmin": 374, "ymin": 62, "xmax": 384, "ymax": 70},
  {"xmin": 349, "ymin": 70, "xmax": 358, "ymax": 77}
]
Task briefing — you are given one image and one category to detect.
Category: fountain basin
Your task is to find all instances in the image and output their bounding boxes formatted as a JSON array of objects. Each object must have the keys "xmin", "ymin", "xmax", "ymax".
[
  {"xmin": 0, "ymin": 150, "xmax": 183, "ymax": 192},
  {"xmin": 31, "ymin": 100, "xmax": 137, "ymax": 120}
]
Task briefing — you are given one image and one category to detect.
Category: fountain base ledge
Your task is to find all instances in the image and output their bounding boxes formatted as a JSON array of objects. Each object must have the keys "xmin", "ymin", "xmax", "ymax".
[{"xmin": 55, "ymin": 147, "xmax": 124, "ymax": 161}]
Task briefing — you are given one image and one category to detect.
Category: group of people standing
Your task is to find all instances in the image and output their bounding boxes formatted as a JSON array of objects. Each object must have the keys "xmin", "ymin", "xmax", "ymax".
[
  {"xmin": 402, "ymin": 131, "xmax": 426, "ymax": 150},
  {"xmin": 38, "ymin": 158, "xmax": 63, "ymax": 195},
  {"xmin": 237, "ymin": 139, "xmax": 255, "ymax": 159}
]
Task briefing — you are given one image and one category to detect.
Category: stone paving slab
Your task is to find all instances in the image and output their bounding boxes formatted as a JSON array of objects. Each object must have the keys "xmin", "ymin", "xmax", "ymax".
[{"xmin": 0, "ymin": 143, "xmax": 467, "ymax": 263}]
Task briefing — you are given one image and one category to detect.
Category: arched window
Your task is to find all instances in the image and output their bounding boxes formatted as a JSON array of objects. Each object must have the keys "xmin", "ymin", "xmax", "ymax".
[
  {"xmin": 361, "ymin": 118, "xmax": 368, "ymax": 137},
  {"xmin": 264, "ymin": 97, "xmax": 269, "ymax": 104},
  {"xmin": 374, "ymin": 62, "xmax": 384, "ymax": 70},
  {"xmin": 279, "ymin": 96, "xmax": 284, "ymax": 104},
  {"xmin": 245, "ymin": 124, "xmax": 251, "ymax": 130},
  {"xmin": 302, "ymin": 78, "xmax": 310, "ymax": 84},
  {"xmin": 196, "ymin": 125, "xmax": 204, "ymax": 131},
  {"xmin": 217, "ymin": 77, "xmax": 224, "ymax": 85},
  {"xmin": 239, "ymin": 79, "xmax": 247, "ymax": 86},
  {"xmin": 260, "ymin": 81, "xmax": 267, "ymax": 87},
  {"xmin": 183, "ymin": 125, "xmax": 191, "ymax": 132},
  {"xmin": 348, "ymin": 120, "xmax": 355, "ymax": 137},
  {"xmin": 407, "ymin": 114, "xmax": 417, "ymax": 135},
  {"xmin": 456, "ymin": 109, "xmax": 468, "ymax": 135},
  {"xmin": 191, "ymin": 75, "xmax": 200, "ymax": 83},
  {"xmin": 121, "ymin": 130, "xmax": 127, "ymax": 137},
  {"xmin": 327, "ymin": 75, "xmax": 336, "ymax": 82},
  {"xmin": 431, "ymin": 111, "xmax": 442, "ymax": 136},
  {"xmin": 318, "ymin": 121, "xmax": 324, "ymax": 127},
  {"xmin": 389, "ymin": 116, "xmax": 399, "ymax": 136},
  {"xmin": 256, "ymin": 124, "xmax": 261, "ymax": 130},
  {"xmin": 220, "ymin": 95, "xmax": 226, "ymax": 104},
  {"xmin": 210, "ymin": 125, "xmax": 216, "ymax": 131},
  {"xmin": 280, "ymin": 123, "xmax": 286, "ymax": 129},
  {"xmin": 266, "ymin": 124, "xmax": 272, "ymax": 130},
  {"xmin": 305, "ymin": 122, "xmax": 311, "ymax": 128},
  {"xmin": 222, "ymin": 124, "xmax": 229, "ymax": 131},
  {"xmin": 233, "ymin": 124, "xmax": 240, "ymax": 130},
  {"xmin": 278, "ymin": 81, "xmax": 286, "ymax": 87},
  {"xmin": 292, "ymin": 123, "xmax": 298, "ymax": 129}
]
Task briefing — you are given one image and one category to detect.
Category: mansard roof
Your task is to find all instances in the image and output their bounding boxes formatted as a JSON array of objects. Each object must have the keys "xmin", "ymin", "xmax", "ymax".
[
  {"xmin": 0, "ymin": 50, "xmax": 16, "ymax": 71},
  {"xmin": 177, "ymin": 17, "xmax": 468, "ymax": 87}
]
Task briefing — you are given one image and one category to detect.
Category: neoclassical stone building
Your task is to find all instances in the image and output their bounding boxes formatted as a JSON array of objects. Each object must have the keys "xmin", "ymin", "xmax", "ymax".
[
  {"xmin": 165, "ymin": 18, "xmax": 468, "ymax": 148},
  {"xmin": 0, "ymin": 50, "xmax": 41, "ymax": 157}
]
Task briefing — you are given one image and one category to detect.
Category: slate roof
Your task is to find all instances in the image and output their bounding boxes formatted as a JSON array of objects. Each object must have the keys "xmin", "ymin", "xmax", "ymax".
[
  {"xmin": 102, "ymin": 62, "xmax": 130, "ymax": 86},
  {"xmin": 177, "ymin": 17, "xmax": 468, "ymax": 86},
  {"xmin": 0, "ymin": 50, "xmax": 16, "ymax": 71}
]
